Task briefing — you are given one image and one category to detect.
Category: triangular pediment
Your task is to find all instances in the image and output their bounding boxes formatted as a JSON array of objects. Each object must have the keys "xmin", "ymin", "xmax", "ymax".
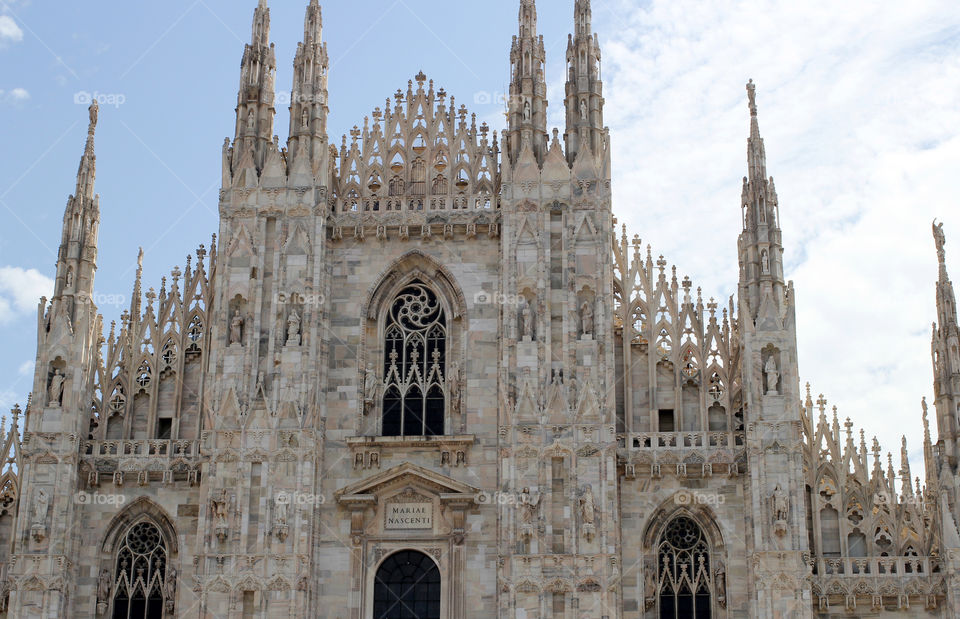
[{"xmin": 335, "ymin": 462, "xmax": 478, "ymax": 502}]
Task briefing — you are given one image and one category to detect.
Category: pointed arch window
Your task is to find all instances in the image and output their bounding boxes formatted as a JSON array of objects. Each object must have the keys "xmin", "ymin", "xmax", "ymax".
[
  {"xmin": 657, "ymin": 516, "xmax": 712, "ymax": 619},
  {"xmin": 382, "ymin": 281, "xmax": 446, "ymax": 437},
  {"xmin": 111, "ymin": 521, "xmax": 168, "ymax": 619}
]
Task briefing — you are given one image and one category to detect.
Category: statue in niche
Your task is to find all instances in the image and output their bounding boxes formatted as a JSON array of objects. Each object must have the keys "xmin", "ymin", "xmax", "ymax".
[
  {"xmin": 230, "ymin": 310, "xmax": 244, "ymax": 345},
  {"xmin": 580, "ymin": 99, "xmax": 588, "ymax": 121},
  {"xmin": 523, "ymin": 99, "xmax": 531, "ymax": 122},
  {"xmin": 580, "ymin": 485, "xmax": 596, "ymax": 525},
  {"xmin": 643, "ymin": 558, "xmax": 658, "ymax": 609},
  {"xmin": 761, "ymin": 249, "xmax": 770, "ymax": 274},
  {"xmin": 363, "ymin": 363, "xmax": 380, "ymax": 413},
  {"xmin": 520, "ymin": 299, "xmax": 535, "ymax": 340},
  {"xmin": 97, "ymin": 568, "xmax": 112, "ymax": 605},
  {"xmin": 274, "ymin": 492, "xmax": 289, "ymax": 527},
  {"xmin": 32, "ymin": 488, "xmax": 49, "ymax": 526},
  {"xmin": 517, "ymin": 487, "xmax": 540, "ymax": 525},
  {"xmin": 764, "ymin": 354, "xmax": 779, "ymax": 395},
  {"xmin": 772, "ymin": 484, "xmax": 789, "ymax": 536},
  {"xmin": 448, "ymin": 361, "xmax": 462, "ymax": 411},
  {"xmin": 65, "ymin": 269, "xmax": 74, "ymax": 288},
  {"xmin": 48, "ymin": 369, "xmax": 64, "ymax": 407},
  {"xmin": 247, "ymin": 109, "xmax": 256, "ymax": 131},
  {"xmin": 580, "ymin": 299, "xmax": 594, "ymax": 336},
  {"xmin": 301, "ymin": 108, "xmax": 309, "ymax": 129},
  {"xmin": 164, "ymin": 566, "xmax": 177, "ymax": 609},
  {"xmin": 287, "ymin": 310, "xmax": 301, "ymax": 345},
  {"xmin": 211, "ymin": 489, "xmax": 229, "ymax": 527},
  {"xmin": 715, "ymin": 559, "xmax": 727, "ymax": 606}
]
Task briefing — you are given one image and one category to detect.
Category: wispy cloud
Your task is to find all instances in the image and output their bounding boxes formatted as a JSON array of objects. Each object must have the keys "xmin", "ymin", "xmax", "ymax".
[
  {"xmin": 0, "ymin": 266, "xmax": 52, "ymax": 323},
  {"xmin": 0, "ymin": 15, "xmax": 23, "ymax": 47},
  {"xmin": 0, "ymin": 87, "xmax": 29, "ymax": 104},
  {"xmin": 599, "ymin": 0, "xmax": 960, "ymax": 475}
]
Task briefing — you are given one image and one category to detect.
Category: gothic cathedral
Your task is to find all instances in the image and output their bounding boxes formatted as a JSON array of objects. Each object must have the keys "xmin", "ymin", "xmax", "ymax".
[{"xmin": 2, "ymin": 1, "xmax": 959, "ymax": 617}]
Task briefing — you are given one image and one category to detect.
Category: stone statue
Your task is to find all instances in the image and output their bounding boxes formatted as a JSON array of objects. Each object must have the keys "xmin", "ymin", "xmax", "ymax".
[
  {"xmin": 164, "ymin": 566, "xmax": 177, "ymax": 603},
  {"xmin": 523, "ymin": 99, "xmax": 531, "ymax": 122},
  {"xmin": 275, "ymin": 492, "xmax": 289, "ymax": 527},
  {"xmin": 772, "ymin": 484, "xmax": 789, "ymax": 524},
  {"xmin": 287, "ymin": 310, "xmax": 301, "ymax": 345},
  {"xmin": 363, "ymin": 363, "xmax": 379, "ymax": 409},
  {"xmin": 520, "ymin": 299, "xmax": 534, "ymax": 340},
  {"xmin": 65, "ymin": 269, "xmax": 74, "ymax": 288},
  {"xmin": 301, "ymin": 108, "xmax": 309, "ymax": 129},
  {"xmin": 517, "ymin": 487, "xmax": 540, "ymax": 525},
  {"xmin": 448, "ymin": 361, "xmax": 462, "ymax": 410},
  {"xmin": 761, "ymin": 250, "xmax": 770, "ymax": 274},
  {"xmin": 715, "ymin": 559, "xmax": 727, "ymax": 604},
  {"xmin": 580, "ymin": 300, "xmax": 594, "ymax": 336},
  {"xmin": 230, "ymin": 310, "xmax": 243, "ymax": 345},
  {"xmin": 89, "ymin": 99, "xmax": 99, "ymax": 128},
  {"xmin": 48, "ymin": 369, "xmax": 64, "ymax": 407},
  {"xmin": 579, "ymin": 99, "xmax": 587, "ymax": 121},
  {"xmin": 934, "ymin": 219, "xmax": 947, "ymax": 261},
  {"xmin": 33, "ymin": 488, "xmax": 49, "ymax": 525},
  {"xmin": 97, "ymin": 568, "xmax": 112, "ymax": 603},
  {"xmin": 211, "ymin": 489, "xmax": 229, "ymax": 526},
  {"xmin": 247, "ymin": 109, "xmax": 256, "ymax": 131},
  {"xmin": 764, "ymin": 355, "xmax": 779, "ymax": 395},
  {"xmin": 580, "ymin": 485, "xmax": 596, "ymax": 525}
]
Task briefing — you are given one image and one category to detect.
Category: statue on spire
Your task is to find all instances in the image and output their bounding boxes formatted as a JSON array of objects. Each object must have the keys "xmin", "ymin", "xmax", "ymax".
[
  {"xmin": 933, "ymin": 219, "xmax": 946, "ymax": 263},
  {"xmin": 746, "ymin": 79, "xmax": 757, "ymax": 115},
  {"xmin": 88, "ymin": 100, "xmax": 99, "ymax": 133}
]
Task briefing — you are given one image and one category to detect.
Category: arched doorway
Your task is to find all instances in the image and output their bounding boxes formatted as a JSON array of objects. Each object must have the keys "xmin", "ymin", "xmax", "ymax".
[{"xmin": 373, "ymin": 550, "xmax": 441, "ymax": 619}]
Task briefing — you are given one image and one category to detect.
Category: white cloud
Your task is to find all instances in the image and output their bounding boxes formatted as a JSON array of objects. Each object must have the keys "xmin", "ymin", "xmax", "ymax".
[
  {"xmin": 0, "ymin": 266, "xmax": 53, "ymax": 323},
  {"xmin": 0, "ymin": 16, "xmax": 23, "ymax": 46},
  {"xmin": 0, "ymin": 88, "xmax": 29, "ymax": 105},
  {"xmin": 17, "ymin": 361, "xmax": 33, "ymax": 377},
  {"xmin": 597, "ymin": 0, "xmax": 960, "ymax": 479}
]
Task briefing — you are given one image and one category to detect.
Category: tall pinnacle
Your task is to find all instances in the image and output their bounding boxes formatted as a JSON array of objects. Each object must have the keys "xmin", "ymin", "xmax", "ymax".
[
  {"xmin": 507, "ymin": 0, "xmax": 548, "ymax": 165},
  {"xmin": 746, "ymin": 79, "xmax": 766, "ymax": 185},
  {"xmin": 564, "ymin": 0, "xmax": 604, "ymax": 163},
  {"xmin": 76, "ymin": 101, "xmax": 98, "ymax": 200}
]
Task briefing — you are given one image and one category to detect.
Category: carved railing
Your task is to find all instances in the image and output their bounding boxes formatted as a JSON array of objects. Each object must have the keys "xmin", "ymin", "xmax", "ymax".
[
  {"xmin": 812, "ymin": 556, "xmax": 939, "ymax": 576},
  {"xmin": 624, "ymin": 431, "xmax": 745, "ymax": 450},
  {"xmin": 81, "ymin": 439, "xmax": 202, "ymax": 458}
]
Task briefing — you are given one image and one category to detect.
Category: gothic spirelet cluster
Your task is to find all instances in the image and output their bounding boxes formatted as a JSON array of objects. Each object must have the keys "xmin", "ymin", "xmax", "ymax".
[{"xmin": 3, "ymin": 0, "xmax": 960, "ymax": 617}]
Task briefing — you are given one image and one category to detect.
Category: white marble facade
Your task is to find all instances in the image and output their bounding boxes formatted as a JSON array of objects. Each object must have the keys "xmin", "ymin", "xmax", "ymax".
[{"xmin": 3, "ymin": 1, "xmax": 960, "ymax": 618}]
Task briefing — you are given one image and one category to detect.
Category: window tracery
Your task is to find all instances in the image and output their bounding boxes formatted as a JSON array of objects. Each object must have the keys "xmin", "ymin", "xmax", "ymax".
[
  {"xmin": 110, "ymin": 521, "xmax": 168, "ymax": 619},
  {"xmin": 381, "ymin": 282, "xmax": 446, "ymax": 437},
  {"xmin": 657, "ymin": 516, "xmax": 712, "ymax": 618}
]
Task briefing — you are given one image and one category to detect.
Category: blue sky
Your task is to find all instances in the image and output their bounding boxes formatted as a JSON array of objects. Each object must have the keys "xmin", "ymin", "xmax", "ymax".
[{"xmin": 1, "ymin": 0, "xmax": 960, "ymax": 478}]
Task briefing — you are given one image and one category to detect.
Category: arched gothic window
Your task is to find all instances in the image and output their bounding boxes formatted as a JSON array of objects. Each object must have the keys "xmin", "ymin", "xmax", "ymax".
[
  {"xmin": 657, "ymin": 516, "xmax": 712, "ymax": 619},
  {"xmin": 373, "ymin": 550, "xmax": 441, "ymax": 619},
  {"xmin": 111, "ymin": 521, "xmax": 168, "ymax": 619},
  {"xmin": 382, "ymin": 282, "xmax": 446, "ymax": 437}
]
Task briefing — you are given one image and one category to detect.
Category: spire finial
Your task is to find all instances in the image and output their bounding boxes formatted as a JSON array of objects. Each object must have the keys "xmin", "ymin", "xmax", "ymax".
[
  {"xmin": 933, "ymin": 219, "xmax": 947, "ymax": 264},
  {"xmin": 746, "ymin": 79, "xmax": 757, "ymax": 116},
  {"xmin": 88, "ymin": 100, "xmax": 99, "ymax": 135}
]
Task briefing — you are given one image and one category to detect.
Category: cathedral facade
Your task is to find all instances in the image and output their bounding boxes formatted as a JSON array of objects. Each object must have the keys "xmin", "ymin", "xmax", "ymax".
[{"xmin": 2, "ymin": 0, "xmax": 960, "ymax": 617}]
